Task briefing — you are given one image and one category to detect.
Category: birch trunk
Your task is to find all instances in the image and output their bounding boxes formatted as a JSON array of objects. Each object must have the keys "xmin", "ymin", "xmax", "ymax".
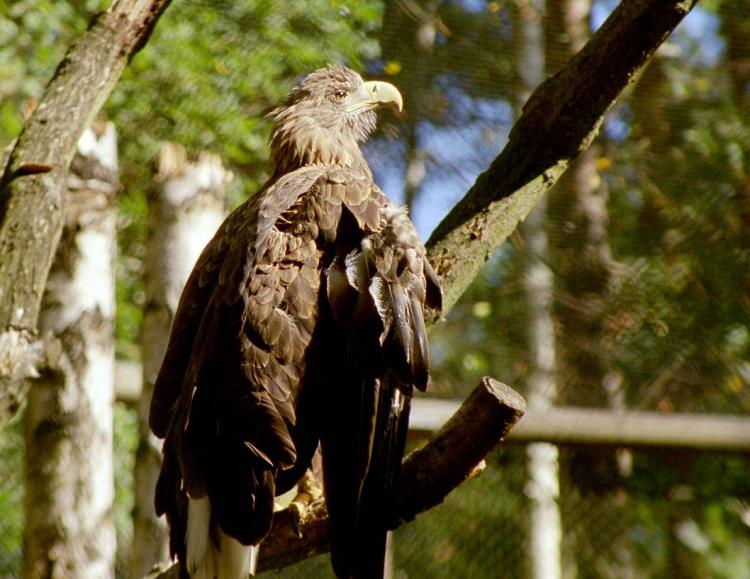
[
  {"xmin": 512, "ymin": 2, "xmax": 563, "ymax": 577},
  {"xmin": 130, "ymin": 143, "xmax": 228, "ymax": 577},
  {"xmin": 24, "ymin": 123, "xmax": 118, "ymax": 579}
]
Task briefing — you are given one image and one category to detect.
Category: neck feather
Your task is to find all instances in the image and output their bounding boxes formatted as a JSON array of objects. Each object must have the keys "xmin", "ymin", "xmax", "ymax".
[{"xmin": 269, "ymin": 109, "xmax": 372, "ymax": 178}]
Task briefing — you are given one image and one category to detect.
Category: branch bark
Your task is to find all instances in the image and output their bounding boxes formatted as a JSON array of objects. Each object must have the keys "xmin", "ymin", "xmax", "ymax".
[
  {"xmin": 425, "ymin": 0, "xmax": 697, "ymax": 316},
  {"xmin": 0, "ymin": 0, "xmax": 173, "ymax": 426},
  {"xmin": 395, "ymin": 379, "xmax": 525, "ymax": 523},
  {"xmin": 152, "ymin": 378, "xmax": 525, "ymax": 577}
]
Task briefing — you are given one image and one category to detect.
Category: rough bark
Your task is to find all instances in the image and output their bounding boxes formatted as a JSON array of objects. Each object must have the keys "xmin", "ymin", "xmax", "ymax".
[
  {"xmin": 0, "ymin": 0, "xmax": 173, "ymax": 427},
  {"xmin": 425, "ymin": 0, "xmax": 698, "ymax": 318},
  {"xmin": 151, "ymin": 378, "xmax": 525, "ymax": 577},
  {"xmin": 24, "ymin": 124, "xmax": 118, "ymax": 579},
  {"xmin": 131, "ymin": 144, "xmax": 229, "ymax": 577},
  {"xmin": 395, "ymin": 378, "xmax": 525, "ymax": 522}
]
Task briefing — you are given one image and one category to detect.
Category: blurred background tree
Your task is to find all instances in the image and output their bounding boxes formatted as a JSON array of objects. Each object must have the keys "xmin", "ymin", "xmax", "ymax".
[{"xmin": 1, "ymin": 0, "xmax": 750, "ymax": 577}]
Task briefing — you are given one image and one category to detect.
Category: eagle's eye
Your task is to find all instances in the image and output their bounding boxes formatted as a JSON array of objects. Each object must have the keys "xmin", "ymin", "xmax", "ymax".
[{"xmin": 333, "ymin": 89, "xmax": 348, "ymax": 102}]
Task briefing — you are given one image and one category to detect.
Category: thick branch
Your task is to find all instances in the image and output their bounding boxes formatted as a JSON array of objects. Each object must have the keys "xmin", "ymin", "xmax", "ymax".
[
  {"xmin": 425, "ymin": 0, "xmax": 697, "ymax": 316},
  {"xmin": 152, "ymin": 378, "xmax": 525, "ymax": 577},
  {"xmin": 0, "ymin": 0, "xmax": 172, "ymax": 425},
  {"xmin": 396, "ymin": 378, "xmax": 525, "ymax": 522}
]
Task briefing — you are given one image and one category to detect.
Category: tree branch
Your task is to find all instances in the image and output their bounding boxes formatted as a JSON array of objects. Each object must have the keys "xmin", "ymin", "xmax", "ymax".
[
  {"xmin": 425, "ymin": 0, "xmax": 697, "ymax": 316},
  {"xmin": 151, "ymin": 378, "xmax": 525, "ymax": 577},
  {"xmin": 396, "ymin": 379, "xmax": 525, "ymax": 523},
  {"xmin": 0, "ymin": 0, "xmax": 173, "ymax": 426}
]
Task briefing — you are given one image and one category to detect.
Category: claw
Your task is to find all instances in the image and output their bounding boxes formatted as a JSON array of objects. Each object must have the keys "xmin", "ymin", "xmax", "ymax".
[
  {"xmin": 289, "ymin": 502, "xmax": 303, "ymax": 539},
  {"xmin": 287, "ymin": 469, "xmax": 323, "ymax": 538}
]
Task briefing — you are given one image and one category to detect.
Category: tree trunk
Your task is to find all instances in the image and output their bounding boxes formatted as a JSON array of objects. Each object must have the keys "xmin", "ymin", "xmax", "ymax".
[
  {"xmin": 130, "ymin": 143, "xmax": 229, "ymax": 577},
  {"xmin": 0, "ymin": 0, "xmax": 173, "ymax": 427},
  {"xmin": 512, "ymin": 2, "xmax": 563, "ymax": 577},
  {"xmin": 24, "ymin": 123, "xmax": 118, "ymax": 579}
]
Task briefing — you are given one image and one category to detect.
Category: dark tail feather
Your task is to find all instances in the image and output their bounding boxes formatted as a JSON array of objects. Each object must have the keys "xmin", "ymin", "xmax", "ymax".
[
  {"xmin": 408, "ymin": 294, "xmax": 429, "ymax": 391},
  {"xmin": 323, "ymin": 367, "xmax": 410, "ymax": 579},
  {"xmin": 154, "ymin": 437, "xmax": 189, "ymax": 562},
  {"xmin": 423, "ymin": 260, "xmax": 443, "ymax": 312},
  {"xmin": 321, "ymin": 346, "xmax": 379, "ymax": 579},
  {"xmin": 388, "ymin": 282, "xmax": 412, "ymax": 380},
  {"xmin": 356, "ymin": 376, "xmax": 411, "ymax": 578}
]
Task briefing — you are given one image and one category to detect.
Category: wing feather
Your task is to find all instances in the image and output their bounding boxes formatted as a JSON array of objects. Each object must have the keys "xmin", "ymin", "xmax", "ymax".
[
  {"xmin": 151, "ymin": 159, "xmax": 442, "ymax": 577},
  {"xmin": 150, "ymin": 166, "xmax": 348, "ymax": 560},
  {"xmin": 322, "ymin": 190, "xmax": 442, "ymax": 578},
  {"xmin": 149, "ymin": 221, "xmax": 230, "ymax": 438}
]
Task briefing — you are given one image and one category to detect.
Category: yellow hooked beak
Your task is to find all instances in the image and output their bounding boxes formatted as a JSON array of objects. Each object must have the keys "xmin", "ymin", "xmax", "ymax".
[{"xmin": 348, "ymin": 80, "xmax": 403, "ymax": 113}]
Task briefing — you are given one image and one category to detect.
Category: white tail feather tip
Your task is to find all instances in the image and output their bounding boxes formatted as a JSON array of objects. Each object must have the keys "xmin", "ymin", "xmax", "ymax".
[{"xmin": 186, "ymin": 497, "xmax": 258, "ymax": 579}]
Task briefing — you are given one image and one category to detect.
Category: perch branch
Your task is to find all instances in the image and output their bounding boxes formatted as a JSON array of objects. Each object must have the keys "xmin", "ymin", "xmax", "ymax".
[
  {"xmin": 151, "ymin": 377, "xmax": 526, "ymax": 577},
  {"xmin": 396, "ymin": 378, "xmax": 525, "ymax": 522}
]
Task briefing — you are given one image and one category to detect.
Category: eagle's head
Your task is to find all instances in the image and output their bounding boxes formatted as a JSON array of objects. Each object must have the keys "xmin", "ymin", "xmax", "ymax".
[{"xmin": 269, "ymin": 66, "xmax": 402, "ymax": 176}]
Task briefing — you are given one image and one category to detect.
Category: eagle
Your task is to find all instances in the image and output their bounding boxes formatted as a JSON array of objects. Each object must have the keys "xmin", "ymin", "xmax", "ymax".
[{"xmin": 149, "ymin": 65, "xmax": 442, "ymax": 579}]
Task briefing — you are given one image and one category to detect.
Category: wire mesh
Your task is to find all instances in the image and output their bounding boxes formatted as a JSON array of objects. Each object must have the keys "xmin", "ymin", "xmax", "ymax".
[
  {"xmin": 1, "ymin": 0, "xmax": 749, "ymax": 577},
  {"xmin": 0, "ymin": 416, "xmax": 23, "ymax": 578}
]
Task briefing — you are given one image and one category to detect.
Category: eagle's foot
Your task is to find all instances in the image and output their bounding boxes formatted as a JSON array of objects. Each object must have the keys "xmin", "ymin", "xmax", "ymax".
[{"xmin": 288, "ymin": 469, "xmax": 323, "ymax": 538}]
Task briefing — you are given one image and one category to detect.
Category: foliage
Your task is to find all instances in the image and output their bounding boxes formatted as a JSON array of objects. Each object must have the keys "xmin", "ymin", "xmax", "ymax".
[
  {"xmin": 603, "ymin": 15, "xmax": 750, "ymax": 414},
  {"xmin": 0, "ymin": 1, "xmax": 108, "ymax": 144},
  {"xmin": 111, "ymin": 0, "xmax": 383, "ymax": 181},
  {"xmin": 393, "ymin": 446, "xmax": 528, "ymax": 578},
  {"xmin": 393, "ymin": 1, "xmax": 750, "ymax": 576}
]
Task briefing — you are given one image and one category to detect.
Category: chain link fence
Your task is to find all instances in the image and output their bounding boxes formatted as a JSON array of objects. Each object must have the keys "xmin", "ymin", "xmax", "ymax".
[
  {"xmin": 2, "ymin": 1, "xmax": 750, "ymax": 578},
  {"xmin": 2, "ymin": 403, "xmax": 749, "ymax": 578},
  {"xmin": 0, "ymin": 416, "xmax": 23, "ymax": 576}
]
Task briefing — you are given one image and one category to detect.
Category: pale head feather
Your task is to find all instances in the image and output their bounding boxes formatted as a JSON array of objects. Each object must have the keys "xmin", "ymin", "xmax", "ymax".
[{"xmin": 269, "ymin": 66, "xmax": 378, "ymax": 176}]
